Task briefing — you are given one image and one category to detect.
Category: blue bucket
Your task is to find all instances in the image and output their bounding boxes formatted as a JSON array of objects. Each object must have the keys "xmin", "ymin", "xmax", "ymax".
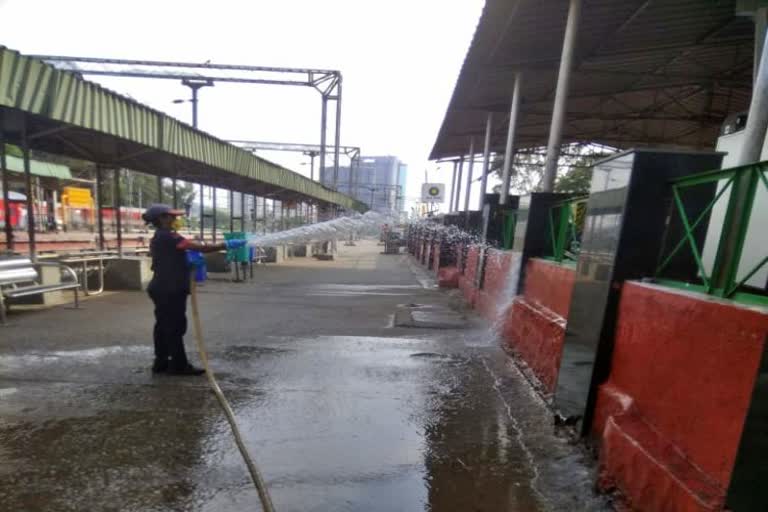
[{"xmin": 186, "ymin": 250, "xmax": 208, "ymax": 282}]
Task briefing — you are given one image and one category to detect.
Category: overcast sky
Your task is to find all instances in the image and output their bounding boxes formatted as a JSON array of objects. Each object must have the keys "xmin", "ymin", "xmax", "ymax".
[{"xmin": 1, "ymin": 0, "xmax": 484, "ymax": 212}]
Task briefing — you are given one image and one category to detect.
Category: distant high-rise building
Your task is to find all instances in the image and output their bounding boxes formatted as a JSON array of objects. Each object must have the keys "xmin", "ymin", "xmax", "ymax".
[{"xmin": 333, "ymin": 156, "xmax": 407, "ymax": 212}]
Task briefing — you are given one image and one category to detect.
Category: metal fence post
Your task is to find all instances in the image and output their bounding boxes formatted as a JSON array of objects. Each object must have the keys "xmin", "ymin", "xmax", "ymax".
[
  {"xmin": 212, "ymin": 187, "xmax": 217, "ymax": 243},
  {"xmin": 711, "ymin": 166, "xmax": 760, "ymax": 294},
  {"xmin": 0, "ymin": 113, "xmax": 13, "ymax": 252},
  {"xmin": 21, "ymin": 119, "xmax": 36, "ymax": 261},
  {"xmin": 114, "ymin": 168, "xmax": 123, "ymax": 257},
  {"xmin": 96, "ymin": 166, "xmax": 105, "ymax": 251},
  {"xmin": 199, "ymin": 183, "xmax": 204, "ymax": 240}
]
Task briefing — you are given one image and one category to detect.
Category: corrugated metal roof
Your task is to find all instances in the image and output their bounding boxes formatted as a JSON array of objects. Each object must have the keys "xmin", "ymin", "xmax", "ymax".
[
  {"xmin": 431, "ymin": 0, "xmax": 754, "ymax": 159},
  {"xmin": 0, "ymin": 46, "xmax": 366, "ymax": 212},
  {"xmin": 4, "ymin": 153, "xmax": 72, "ymax": 180}
]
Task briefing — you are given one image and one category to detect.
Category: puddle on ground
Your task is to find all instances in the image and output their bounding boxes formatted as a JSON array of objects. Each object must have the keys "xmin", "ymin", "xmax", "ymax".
[
  {"xmin": 221, "ymin": 345, "xmax": 295, "ymax": 360},
  {"xmin": 394, "ymin": 304, "xmax": 466, "ymax": 329},
  {"xmin": 0, "ymin": 335, "xmax": 607, "ymax": 512},
  {"xmin": 306, "ymin": 283, "xmax": 423, "ymax": 298}
]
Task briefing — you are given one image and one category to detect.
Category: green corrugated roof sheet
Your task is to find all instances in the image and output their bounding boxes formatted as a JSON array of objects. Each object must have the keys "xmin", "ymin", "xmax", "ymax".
[
  {"xmin": 4, "ymin": 153, "xmax": 72, "ymax": 179},
  {"xmin": 0, "ymin": 46, "xmax": 366, "ymax": 212}
]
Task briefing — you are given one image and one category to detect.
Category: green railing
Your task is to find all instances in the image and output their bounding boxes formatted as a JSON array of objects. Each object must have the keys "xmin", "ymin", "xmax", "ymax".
[
  {"xmin": 654, "ymin": 162, "xmax": 767, "ymax": 306},
  {"xmin": 546, "ymin": 196, "xmax": 588, "ymax": 264},
  {"xmin": 501, "ymin": 210, "xmax": 517, "ymax": 250}
]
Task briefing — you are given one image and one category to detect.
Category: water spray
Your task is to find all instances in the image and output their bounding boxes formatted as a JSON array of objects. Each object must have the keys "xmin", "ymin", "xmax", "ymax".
[{"xmin": 247, "ymin": 211, "xmax": 393, "ymax": 248}]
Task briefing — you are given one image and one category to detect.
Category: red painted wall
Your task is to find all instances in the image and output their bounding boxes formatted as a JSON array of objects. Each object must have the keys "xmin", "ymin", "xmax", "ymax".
[
  {"xmin": 501, "ymin": 300, "xmax": 567, "ymax": 391},
  {"xmin": 500, "ymin": 258, "xmax": 576, "ymax": 393},
  {"xmin": 593, "ymin": 282, "xmax": 768, "ymax": 512},
  {"xmin": 522, "ymin": 258, "xmax": 576, "ymax": 318},
  {"xmin": 475, "ymin": 250, "xmax": 519, "ymax": 322},
  {"xmin": 437, "ymin": 267, "xmax": 460, "ymax": 288},
  {"xmin": 455, "ymin": 243, "xmax": 465, "ymax": 273},
  {"xmin": 458, "ymin": 245, "xmax": 480, "ymax": 306}
]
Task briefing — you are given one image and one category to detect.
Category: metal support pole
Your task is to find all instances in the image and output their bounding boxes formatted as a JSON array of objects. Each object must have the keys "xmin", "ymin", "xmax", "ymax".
[
  {"xmin": 755, "ymin": 7, "xmax": 768, "ymax": 81},
  {"xmin": 270, "ymin": 199, "xmax": 276, "ymax": 233},
  {"xmin": 240, "ymin": 192, "xmax": 246, "ymax": 232},
  {"xmin": 347, "ymin": 147, "xmax": 355, "ymax": 194},
  {"xmin": 500, "ymin": 73, "xmax": 523, "ymax": 205},
  {"xmin": 333, "ymin": 78, "xmax": 342, "ymax": 189},
  {"xmin": 21, "ymin": 121, "xmax": 36, "ymax": 261},
  {"xmin": 463, "ymin": 137, "xmax": 476, "ymax": 214},
  {"xmin": 454, "ymin": 156, "xmax": 464, "ymax": 212},
  {"xmin": 353, "ymin": 155, "xmax": 360, "ymax": 198},
  {"xmin": 739, "ymin": 28, "xmax": 768, "ymax": 165},
  {"xmin": 212, "ymin": 187, "xmax": 217, "ymax": 243},
  {"xmin": 542, "ymin": 0, "xmax": 582, "ymax": 191},
  {"xmin": 114, "ymin": 168, "xmax": 123, "ymax": 257},
  {"xmin": 449, "ymin": 160, "xmax": 458, "ymax": 213},
  {"xmin": 320, "ymin": 95, "xmax": 328, "ymax": 185},
  {"xmin": 310, "ymin": 153, "xmax": 316, "ymax": 181},
  {"xmin": 263, "ymin": 196, "xmax": 268, "ymax": 234},
  {"xmin": 0, "ymin": 115, "xmax": 13, "ymax": 252},
  {"xmin": 229, "ymin": 189, "xmax": 234, "ymax": 232},
  {"xmin": 199, "ymin": 183, "xmax": 204, "ymax": 240},
  {"xmin": 156, "ymin": 176, "xmax": 163, "ymax": 204},
  {"xmin": 711, "ymin": 27, "xmax": 768, "ymax": 290},
  {"xmin": 479, "ymin": 112, "xmax": 493, "ymax": 211},
  {"xmin": 96, "ymin": 166, "xmax": 105, "ymax": 251},
  {"xmin": 191, "ymin": 86, "xmax": 199, "ymax": 128},
  {"xmin": 172, "ymin": 177, "xmax": 178, "ymax": 208}
]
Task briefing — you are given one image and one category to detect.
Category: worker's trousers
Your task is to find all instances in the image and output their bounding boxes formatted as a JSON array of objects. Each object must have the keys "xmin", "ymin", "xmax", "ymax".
[{"xmin": 148, "ymin": 290, "xmax": 189, "ymax": 370}]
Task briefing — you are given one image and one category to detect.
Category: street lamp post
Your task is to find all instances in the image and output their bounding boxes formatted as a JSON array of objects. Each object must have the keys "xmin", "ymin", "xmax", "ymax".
[
  {"xmin": 302, "ymin": 150, "xmax": 319, "ymax": 181},
  {"xmin": 174, "ymin": 79, "xmax": 213, "ymax": 239}
]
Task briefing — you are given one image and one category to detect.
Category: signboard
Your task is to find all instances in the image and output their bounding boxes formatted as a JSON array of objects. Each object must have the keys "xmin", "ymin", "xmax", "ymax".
[
  {"xmin": 421, "ymin": 183, "xmax": 445, "ymax": 203},
  {"xmin": 62, "ymin": 187, "xmax": 93, "ymax": 208}
]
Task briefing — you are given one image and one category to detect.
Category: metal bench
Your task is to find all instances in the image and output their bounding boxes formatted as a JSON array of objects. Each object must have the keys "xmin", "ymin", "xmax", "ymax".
[
  {"xmin": 58, "ymin": 251, "xmax": 119, "ymax": 296},
  {"xmin": 0, "ymin": 256, "xmax": 80, "ymax": 325}
]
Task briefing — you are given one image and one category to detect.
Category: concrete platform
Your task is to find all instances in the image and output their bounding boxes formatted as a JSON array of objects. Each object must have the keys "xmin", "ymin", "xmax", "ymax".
[
  {"xmin": 104, "ymin": 257, "xmax": 153, "ymax": 291},
  {"xmin": 0, "ymin": 240, "xmax": 609, "ymax": 512}
]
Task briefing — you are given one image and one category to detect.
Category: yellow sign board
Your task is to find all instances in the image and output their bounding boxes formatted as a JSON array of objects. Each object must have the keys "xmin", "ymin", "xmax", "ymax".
[{"xmin": 63, "ymin": 186, "xmax": 93, "ymax": 207}]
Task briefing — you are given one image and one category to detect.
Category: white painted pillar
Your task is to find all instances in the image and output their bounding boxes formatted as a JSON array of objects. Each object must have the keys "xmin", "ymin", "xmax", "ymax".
[
  {"xmin": 542, "ymin": 0, "xmax": 582, "ymax": 191},
  {"xmin": 479, "ymin": 112, "xmax": 493, "ymax": 211},
  {"xmin": 463, "ymin": 137, "xmax": 476, "ymax": 213},
  {"xmin": 500, "ymin": 73, "xmax": 522, "ymax": 205}
]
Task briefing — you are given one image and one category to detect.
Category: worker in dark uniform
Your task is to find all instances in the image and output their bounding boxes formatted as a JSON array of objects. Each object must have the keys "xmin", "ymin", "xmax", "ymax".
[{"xmin": 142, "ymin": 204, "xmax": 246, "ymax": 376}]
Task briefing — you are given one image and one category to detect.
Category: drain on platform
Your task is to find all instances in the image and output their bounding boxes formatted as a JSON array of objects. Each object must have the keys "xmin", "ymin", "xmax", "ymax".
[{"xmin": 394, "ymin": 303, "xmax": 466, "ymax": 329}]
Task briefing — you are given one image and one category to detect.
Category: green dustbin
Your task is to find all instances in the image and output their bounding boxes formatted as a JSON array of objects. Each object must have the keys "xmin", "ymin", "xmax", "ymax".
[{"xmin": 224, "ymin": 232, "xmax": 249, "ymax": 263}]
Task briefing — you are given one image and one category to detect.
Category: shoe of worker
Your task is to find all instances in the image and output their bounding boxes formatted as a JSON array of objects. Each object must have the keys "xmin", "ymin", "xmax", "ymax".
[
  {"xmin": 151, "ymin": 359, "xmax": 169, "ymax": 374},
  {"xmin": 167, "ymin": 364, "xmax": 206, "ymax": 376}
]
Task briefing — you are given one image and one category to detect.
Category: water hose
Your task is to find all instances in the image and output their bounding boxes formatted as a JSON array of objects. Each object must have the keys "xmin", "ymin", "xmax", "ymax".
[{"xmin": 189, "ymin": 278, "xmax": 277, "ymax": 512}]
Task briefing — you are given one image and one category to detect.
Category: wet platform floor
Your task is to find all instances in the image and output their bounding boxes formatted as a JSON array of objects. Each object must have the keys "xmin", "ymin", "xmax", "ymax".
[{"xmin": 0, "ymin": 242, "xmax": 608, "ymax": 511}]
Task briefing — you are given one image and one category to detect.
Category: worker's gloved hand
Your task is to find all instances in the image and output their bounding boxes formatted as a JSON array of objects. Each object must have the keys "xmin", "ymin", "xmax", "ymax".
[
  {"xmin": 186, "ymin": 250, "xmax": 206, "ymax": 267},
  {"xmin": 225, "ymin": 239, "xmax": 247, "ymax": 250}
]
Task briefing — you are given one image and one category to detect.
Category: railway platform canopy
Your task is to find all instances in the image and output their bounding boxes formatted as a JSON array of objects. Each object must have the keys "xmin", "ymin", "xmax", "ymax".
[
  {"xmin": 0, "ymin": 46, "xmax": 366, "ymax": 212},
  {"xmin": 431, "ymin": 0, "xmax": 757, "ymax": 161}
]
